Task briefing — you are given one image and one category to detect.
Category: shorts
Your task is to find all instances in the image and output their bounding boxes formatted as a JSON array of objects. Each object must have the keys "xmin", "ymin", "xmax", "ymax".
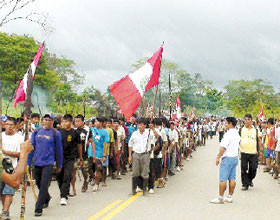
[
  {"xmin": 74, "ymin": 159, "xmax": 90, "ymax": 172},
  {"xmin": 266, "ymin": 149, "xmax": 275, "ymax": 159},
  {"xmin": 2, "ymin": 183, "xmax": 15, "ymax": 196},
  {"xmin": 163, "ymin": 152, "xmax": 170, "ymax": 168},
  {"xmin": 219, "ymin": 157, "xmax": 238, "ymax": 182},
  {"xmin": 102, "ymin": 156, "xmax": 109, "ymax": 167}
]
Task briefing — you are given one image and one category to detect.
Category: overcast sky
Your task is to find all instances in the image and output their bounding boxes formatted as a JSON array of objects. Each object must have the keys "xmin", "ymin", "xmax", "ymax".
[{"xmin": 2, "ymin": 0, "xmax": 280, "ymax": 92}]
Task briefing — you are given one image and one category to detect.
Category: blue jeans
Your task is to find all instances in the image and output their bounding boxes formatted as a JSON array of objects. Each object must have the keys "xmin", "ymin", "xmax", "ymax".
[{"xmin": 219, "ymin": 157, "xmax": 238, "ymax": 182}]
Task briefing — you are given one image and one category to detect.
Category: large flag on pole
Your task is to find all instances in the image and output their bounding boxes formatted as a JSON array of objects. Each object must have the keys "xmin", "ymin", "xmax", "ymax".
[
  {"xmin": 175, "ymin": 96, "xmax": 181, "ymax": 120},
  {"xmin": 109, "ymin": 46, "xmax": 163, "ymax": 120},
  {"xmin": 14, "ymin": 42, "xmax": 45, "ymax": 108}
]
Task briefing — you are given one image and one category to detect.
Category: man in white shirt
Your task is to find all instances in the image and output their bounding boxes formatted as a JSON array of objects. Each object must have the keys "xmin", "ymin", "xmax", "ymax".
[
  {"xmin": 128, "ymin": 118, "xmax": 159, "ymax": 196},
  {"xmin": 168, "ymin": 122, "xmax": 179, "ymax": 176},
  {"xmin": 210, "ymin": 117, "xmax": 240, "ymax": 204},
  {"xmin": 2, "ymin": 117, "xmax": 24, "ymax": 219}
]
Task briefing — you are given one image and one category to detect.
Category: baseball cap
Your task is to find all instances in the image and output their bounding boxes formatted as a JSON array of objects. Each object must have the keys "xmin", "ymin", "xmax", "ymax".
[
  {"xmin": 1, "ymin": 115, "xmax": 8, "ymax": 122},
  {"xmin": 42, "ymin": 113, "xmax": 54, "ymax": 120}
]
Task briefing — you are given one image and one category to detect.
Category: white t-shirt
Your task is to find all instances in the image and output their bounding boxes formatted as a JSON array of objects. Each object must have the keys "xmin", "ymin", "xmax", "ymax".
[
  {"xmin": 129, "ymin": 129, "xmax": 151, "ymax": 153},
  {"xmin": 2, "ymin": 132, "xmax": 24, "ymax": 167},
  {"xmin": 220, "ymin": 128, "xmax": 240, "ymax": 158},
  {"xmin": 169, "ymin": 129, "xmax": 178, "ymax": 145},
  {"xmin": 117, "ymin": 126, "xmax": 126, "ymax": 150}
]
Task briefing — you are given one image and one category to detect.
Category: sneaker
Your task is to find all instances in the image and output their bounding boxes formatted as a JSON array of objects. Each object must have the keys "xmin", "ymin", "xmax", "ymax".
[
  {"xmin": 60, "ymin": 198, "xmax": 67, "ymax": 206},
  {"xmin": 148, "ymin": 189, "xmax": 154, "ymax": 194},
  {"xmin": 249, "ymin": 182, "xmax": 254, "ymax": 187},
  {"xmin": 92, "ymin": 184, "xmax": 99, "ymax": 192},
  {"xmin": 117, "ymin": 173, "xmax": 122, "ymax": 180},
  {"xmin": 224, "ymin": 196, "xmax": 233, "ymax": 203},
  {"xmin": 136, "ymin": 186, "xmax": 143, "ymax": 193},
  {"xmin": 34, "ymin": 210, "xmax": 43, "ymax": 217},
  {"xmin": 210, "ymin": 198, "xmax": 224, "ymax": 204},
  {"xmin": 176, "ymin": 166, "xmax": 181, "ymax": 172},
  {"xmin": 241, "ymin": 186, "xmax": 249, "ymax": 191},
  {"xmin": 2, "ymin": 211, "xmax": 10, "ymax": 220}
]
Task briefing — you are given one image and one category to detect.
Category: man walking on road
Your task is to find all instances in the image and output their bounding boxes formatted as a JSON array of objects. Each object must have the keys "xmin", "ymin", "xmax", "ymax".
[
  {"xmin": 28, "ymin": 113, "xmax": 63, "ymax": 217},
  {"xmin": 57, "ymin": 114, "xmax": 82, "ymax": 206},
  {"xmin": 210, "ymin": 117, "xmax": 240, "ymax": 204},
  {"xmin": 239, "ymin": 114, "xmax": 260, "ymax": 191},
  {"xmin": 128, "ymin": 118, "xmax": 159, "ymax": 196}
]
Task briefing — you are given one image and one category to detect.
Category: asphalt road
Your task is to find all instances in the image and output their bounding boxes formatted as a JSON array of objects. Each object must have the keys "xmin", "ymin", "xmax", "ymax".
[{"xmin": 10, "ymin": 136, "xmax": 280, "ymax": 220}]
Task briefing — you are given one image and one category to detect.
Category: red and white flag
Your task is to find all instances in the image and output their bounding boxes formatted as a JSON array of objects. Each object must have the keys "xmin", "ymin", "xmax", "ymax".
[
  {"xmin": 259, "ymin": 106, "xmax": 265, "ymax": 122},
  {"xmin": 175, "ymin": 96, "xmax": 181, "ymax": 120},
  {"xmin": 109, "ymin": 46, "xmax": 163, "ymax": 120},
  {"xmin": 14, "ymin": 42, "xmax": 45, "ymax": 108}
]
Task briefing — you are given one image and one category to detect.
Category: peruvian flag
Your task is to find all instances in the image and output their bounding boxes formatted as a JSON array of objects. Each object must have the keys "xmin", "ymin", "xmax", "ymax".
[
  {"xmin": 259, "ymin": 106, "xmax": 265, "ymax": 122},
  {"xmin": 109, "ymin": 46, "xmax": 163, "ymax": 120},
  {"xmin": 175, "ymin": 96, "xmax": 181, "ymax": 120},
  {"xmin": 13, "ymin": 42, "xmax": 45, "ymax": 108}
]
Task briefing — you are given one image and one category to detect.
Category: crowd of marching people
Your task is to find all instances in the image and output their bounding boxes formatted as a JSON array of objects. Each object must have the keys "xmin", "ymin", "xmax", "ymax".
[
  {"xmin": 3, "ymin": 111, "xmax": 280, "ymax": 218},
  {"xmin": 1, "ymin": 112, "xmax": 217, "ymax": 218}
]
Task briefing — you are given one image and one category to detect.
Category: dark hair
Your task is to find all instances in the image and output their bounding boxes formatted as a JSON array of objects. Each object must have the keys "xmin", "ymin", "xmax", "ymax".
[
  {"xmin": 63, "ymin": 114, "xmax": 73, "ymax": 122},
  {"xmin": 119, "ymin": 117, "xmax": 125, "ymax": 122},
  {"xmin": 153, "ymin": 118, "xmax": 162, "ymax": 126},
  {"xmin": 75, "ymin": 114, "xmax": 84, "ymax": 122},
  {"xmin": 267, "ymin": 118, "xmax": 274, "ymax": 125},
  {"xmin": 132, "ymin": 114, "xmax": 137, "ymax": 118},
  {"xmin": 16, "ymin": 117, "xmax": 25, "ymax": 124},
  {"xmin": 137, "ymin": 117, "xmax": 146, "ymax": 125},
  {"xmin": 96, "ymin": 117, "xmax": 105, "ymax": 123},
  {"xmin": 31, "ymin": 113, "xmax": 40, "ymax": 119},
  {"xmin": 113, "ymin": 118, "xmax": 120, "ymax": 123},
  {"xmin": 6, "ymin": 116, "xmax": 17, "ymax": 125},
  {"xmin": 244, "ymin": 114, "xmax": 252, "ymax": 120},
  {"xmin": 226, "ymin": 117, "xmax": 237, "ymax": 127},
  {"xmin": 104, "ymin": 117, "xmax": 111, "ymax": 122}
]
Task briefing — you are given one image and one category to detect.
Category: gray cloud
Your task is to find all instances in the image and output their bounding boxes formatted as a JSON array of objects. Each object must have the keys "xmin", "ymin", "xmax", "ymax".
[{"xmin": 2, "ymin": 0, "xmax": 280, "ymax": 92}]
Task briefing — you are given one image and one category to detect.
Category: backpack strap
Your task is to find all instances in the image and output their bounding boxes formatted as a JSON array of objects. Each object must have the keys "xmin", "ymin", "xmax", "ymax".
[
  {"xmin": 33, "ymin": 127, "xmax": 42, "ymax": 147},
  {"xmin": 52, "ymin": 128, "xmax": 58, "ymax": 162}
]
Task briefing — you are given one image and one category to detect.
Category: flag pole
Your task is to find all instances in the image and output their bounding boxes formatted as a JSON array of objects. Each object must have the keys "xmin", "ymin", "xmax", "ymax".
[
  {"xmin": 169, "ymin": 72, "xmax": 172, "ymax": 120},
  {"xmin": 20, "ymin": 65, "xmax": 33, "ymax": 220}
]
